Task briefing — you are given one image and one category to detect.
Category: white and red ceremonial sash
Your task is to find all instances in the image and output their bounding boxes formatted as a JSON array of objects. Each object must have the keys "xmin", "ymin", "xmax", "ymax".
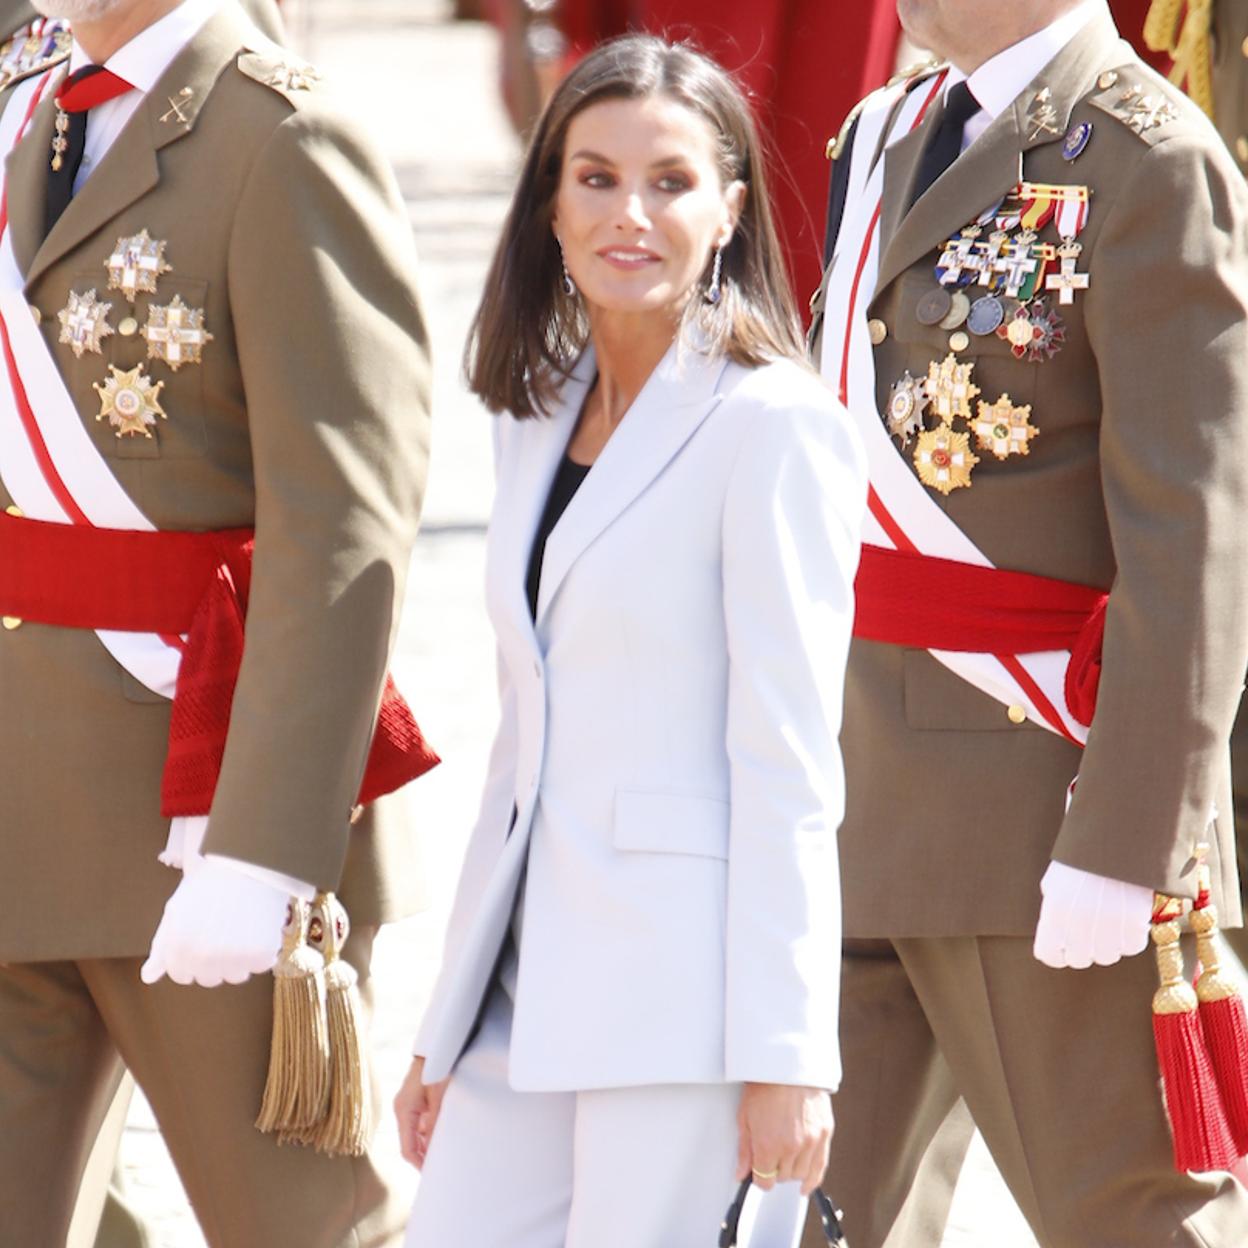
[
  {"xmin": 821, "ymin": 72, "xmax": 1088, "ymax": 748},
  {"xmin": 0, "ymin": 69, "xmax": 206, "ymax": 859}
]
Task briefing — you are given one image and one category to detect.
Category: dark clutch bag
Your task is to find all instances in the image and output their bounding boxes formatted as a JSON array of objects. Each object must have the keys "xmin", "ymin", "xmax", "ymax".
[{"xmin": 718, "ymin": 1177, "xmax": 848, "ymax": 1247}]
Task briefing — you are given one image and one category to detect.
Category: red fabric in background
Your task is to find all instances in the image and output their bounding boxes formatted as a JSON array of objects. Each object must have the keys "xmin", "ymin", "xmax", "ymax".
[{"xmin": 1109, "ymin": 0, "xmax": 1174, "ymax": 73}]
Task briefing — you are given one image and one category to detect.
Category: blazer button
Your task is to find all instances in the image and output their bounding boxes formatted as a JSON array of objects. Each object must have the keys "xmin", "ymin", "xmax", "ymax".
[
  {"xmin": 1007, "ymin": 704, "xmax": 1027, "ymax": 725},
  {"xmin": 867, "ymin": 318, "xmax": 887, "ymax": 346},
  {"xmin": 2, "ymin": 614, "xmax": 21, "ymax": 631},
  {"xmin": 949, "ymin": 330, "xmax": 970, "ymax": 353},
  {"xmin": 28, "ymin": 305, "xmax": 41, "ymax": 326},
  {"xmin": 5, "ymin": 505, "xmax": 22, "ymax": 517}
]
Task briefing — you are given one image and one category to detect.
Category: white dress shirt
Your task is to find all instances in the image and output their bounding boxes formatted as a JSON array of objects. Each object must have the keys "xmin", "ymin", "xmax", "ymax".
[
  {"xmin": 69, "ymin": 0, "xmax": 220, "ymax": 194},
  {"xmin": 944, "ymin": 0, "xmax": 1105, "ymax": 151}
]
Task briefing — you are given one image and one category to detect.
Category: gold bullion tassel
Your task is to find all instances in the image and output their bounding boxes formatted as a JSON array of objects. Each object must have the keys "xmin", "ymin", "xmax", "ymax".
[
  {"xmin": 287, "ymin": 892, "xmax": 372, "ymax": 1157},
  {"xmin": 255, "ymin": 898, "xmax": 331, "ymax": 1138},
  {"xmin": 1150, "ymin": 892, "xmax": 1237, "ymax": 1171},
  {"xmin": 1143, "ymin": 0, "xmax": 1214, "ymax": 118},
  {"xmin": 1191, "ymin": 861, "xmax": 1248, "ymax": 1155}
]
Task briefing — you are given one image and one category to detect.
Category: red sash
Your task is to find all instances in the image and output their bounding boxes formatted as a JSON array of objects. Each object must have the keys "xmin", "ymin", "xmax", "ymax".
[
  {"xmin": 0, "ymin": 509, "xmax": 439, "ymax": 815},
  {"xmin": 853, "ymin": 544, "xmax": 1108, "ymax": 727}
]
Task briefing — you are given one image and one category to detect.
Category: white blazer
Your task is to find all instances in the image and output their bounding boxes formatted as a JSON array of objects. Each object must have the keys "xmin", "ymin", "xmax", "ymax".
[{"xmin": 416, "ymin": 343, "xmax": 866, "ymax": 1093}]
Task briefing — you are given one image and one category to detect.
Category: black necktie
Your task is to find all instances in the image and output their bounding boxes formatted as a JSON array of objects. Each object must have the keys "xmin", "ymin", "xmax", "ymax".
[
  {"xmin": 908, "ymin": 81, "xmax": 981, "ymax": 210},
  {"xmin": 45, "ymin": 64, "xmax": 108, "ymax": 238}
]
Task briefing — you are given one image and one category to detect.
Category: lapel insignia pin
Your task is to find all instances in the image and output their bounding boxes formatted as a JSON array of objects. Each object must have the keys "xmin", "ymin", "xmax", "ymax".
[
  {"xmin": 160, "ymin": 87, "xmax": 193, "ymax": 126},
  {"xmin": 914, "ymin": 425, "xmax": 979, "ymax": 494},
  {"xmin": 974, "ymin": 395, "xmax": 1038, "ymax": 460},
  {"xmin": 105, "ymin": 230, "xmax": 172, "ymax": 302},
  {"xmin": 141, "ymin": 295, "xmax": 212, "ymax": 371},
  {"xmin": 925, "ymin": 353, "xmax": 980, "ymax": 424},
  {"xmin": 886, "ymin": 371, "xmax": 929, "ymax": 447},
  {"xmin": 93, "ymin": 365, "xmax": 167, "ymax": 438},
  {"xmin": 269, "ymin": 62, "xmax": 321, "ymax": 92},
  {"xmin": 1062, "ymin": 121, "xmax": 1093, "ymax": 161},
  {"xmin": 57, "ymin": 288, "xmax": 115, "ymax": 358},
  {"xmin": 1026, "ymin": 88, "xmax": 1061, "ymax": 141}
]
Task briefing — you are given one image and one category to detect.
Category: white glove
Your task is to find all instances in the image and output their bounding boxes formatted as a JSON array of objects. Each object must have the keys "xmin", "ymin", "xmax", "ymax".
[
  {"xmin": 141, "ymin": 851, "xmax": 310, "ymax": 988},
  {"xmin": 1033, "ymin": 861, "xmax": 1154, "ymax": 969}
]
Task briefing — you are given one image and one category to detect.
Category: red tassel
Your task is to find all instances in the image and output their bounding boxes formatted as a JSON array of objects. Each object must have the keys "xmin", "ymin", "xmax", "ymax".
[
  {"xmin": 1192, "ymin": 883, "xmax": 1248, "ymax": 1155},
  {"xmin": 1151, "ymin": 898, "xmax": 1239, "ymax": 1172}
]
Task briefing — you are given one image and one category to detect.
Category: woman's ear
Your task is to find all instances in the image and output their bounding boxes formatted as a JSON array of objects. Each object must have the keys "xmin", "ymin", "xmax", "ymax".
[{"xmin": 718, "ymin": 180, "xmax": 748, "ymax": 248}]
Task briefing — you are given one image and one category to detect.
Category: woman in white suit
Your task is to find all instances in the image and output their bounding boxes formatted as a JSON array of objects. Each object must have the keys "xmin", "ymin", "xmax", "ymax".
[{"xmin": 396, "ymin": 34, "xmax": 866, "ymax": 1248}]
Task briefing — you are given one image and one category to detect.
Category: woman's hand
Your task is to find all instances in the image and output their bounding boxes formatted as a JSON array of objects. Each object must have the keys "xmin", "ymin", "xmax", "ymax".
[
  {"xmin": 394, "ymin": 1055, "xmax": 449, "ymax": 1170},
  {"xmin": 736, "ymin": 1082, "xmax": 834, "ymax": 1197}
]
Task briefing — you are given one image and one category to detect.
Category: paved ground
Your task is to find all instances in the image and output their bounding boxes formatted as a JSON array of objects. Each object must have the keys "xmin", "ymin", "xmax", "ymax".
[{"xmin": 111, "ymin": 3, "xmax": 1039, "ymax": 1244}]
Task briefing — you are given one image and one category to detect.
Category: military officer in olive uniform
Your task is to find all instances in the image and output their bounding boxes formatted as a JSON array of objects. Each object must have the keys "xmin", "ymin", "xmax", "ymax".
[
  {"xmin": 0, "ymin": 1, "xmax": 432, "ymax": 1245},
  {"xmin": 807, "ymin": 1, "xmax": 1248, "ymax": 1245}
]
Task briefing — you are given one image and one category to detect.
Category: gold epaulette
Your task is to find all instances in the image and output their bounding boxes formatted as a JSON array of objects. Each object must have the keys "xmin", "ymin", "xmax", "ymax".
[
  {"xmin": 0, "ymin": 19, "xmax": 71, "ymax": 93},
  {"xmin": 826, "ymin": 98, "xmax": 868, "ymax": 161},
  {"xmin": 237, "ymin": 49, "xmax": 324, "ymax": 103},
  {"xmin": 1143, "ymin": 0, "xmax": 1214, "ymax": 119},
  {"xmin": 886, "ymin": 55, "xmax": 944, "ymax": 90}
]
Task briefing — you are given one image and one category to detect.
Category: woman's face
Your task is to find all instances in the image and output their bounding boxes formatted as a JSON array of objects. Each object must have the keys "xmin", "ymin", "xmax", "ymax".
[{"xmin": 552, "ymin": 94, "xmax": 743, "ymax": 319}]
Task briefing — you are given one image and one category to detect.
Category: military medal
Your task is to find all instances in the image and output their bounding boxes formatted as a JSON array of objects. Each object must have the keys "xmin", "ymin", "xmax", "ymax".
[
  {"xmin": 916, "ymin": 287, "xmax": 953, "ymax": 327},
  {"xmin": 994, "ymin": 233, "xmax": 1041, "ymax": 298},
  {"xmin": 914, "ymin": 426, "xmax": 978, "ymax": 494},
  {"xmin": 973, "ymin": 230, "xmax": 1010, "ymax": 286},
  {"xmin": 57, "ymin": 289, "xmax": 114, "ymax": 358},
  {"xmin": 973, "ymin": 395, "xmax": 1038, "ymax": 460},
  {"xmin": 925, "ymin": 354, "xmax": 980, "ymax": 424},
  {"xmin": 887, "ymin": 371, "xmax": 929, "ymax": 446},
  {"xmin": 967, "ymin": 294, "xmax": 1005, "ymax": 336},
  {"xmin": 94, "ymin": 365, "xmax": 167, "ymax": 438},
  {"xmin": 51, "ymin": 109, "xmax": 69, "ymax": 172},
  {"xmin": 1045, "ymin": 240, "xmax": 1090, "ymax": 305},
  {"xmin": 141, "ymin": 295, "xmax": 212, "ymax": 371},
  {"xmin": 995, "ymin": 299, "xmax": 1065, "ymax": 362},
  {"xmin": 939, "ymin": 291, "xmax": 971, "ymax": 331},
  {"xmin": 936, "ymin": 225, "xmax": 984, "ymax": 287},
  {"xmin": 105, "ymin": 230, "xmax": 172, "ymax": 301}
]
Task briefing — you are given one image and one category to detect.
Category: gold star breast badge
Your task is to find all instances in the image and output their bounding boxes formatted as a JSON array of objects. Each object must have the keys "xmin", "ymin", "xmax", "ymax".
[
  {"xmin": 925, "ymin": 354, "xmax": 980, "ymax": 424},
  {"xmin": 914, "ymin": 426, "xmax": 979, "ymax": 494},
  {"xmin": 142, "ymin": 295, "xmax": 213, "ymax": 371},
  {"xmin": 57, "ymin": 289, "xmax": 114, "ymax": 358},
  {"xmin": 973, "ymin": 395, "xmax": 1038, "ymax": 460},
  {"xmin": 886, "ymin": 371, "xmax": 929, "ymax": 447},
  {"xmin": 105, "ymin": 230, "xmax": 172, "ymax": 302},
  {"xmin": 94, "ymin": 365, "xmax": 167, "ymax": 438}
]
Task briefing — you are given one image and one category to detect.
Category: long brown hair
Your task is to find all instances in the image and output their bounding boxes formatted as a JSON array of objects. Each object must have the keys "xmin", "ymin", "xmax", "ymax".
[{"xmin": 465, "ymin": 33, "xmax": 805, "ymax": 418}]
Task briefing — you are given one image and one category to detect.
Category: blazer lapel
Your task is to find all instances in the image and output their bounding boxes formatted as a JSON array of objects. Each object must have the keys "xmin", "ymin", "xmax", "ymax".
[
  {"xmin": 18, "ymin": 5, "xmax": 253, "ymax": 290},
  {"xmin": 534, "ymin": 342, "xmax": 727, "ymax": 624},
  {"xmin": 872, "ymin": 10, "xmax": 1127, "ymax": 301},
  {"xmin": 489, "ymin": 352, "xmax": 591, "ymax": 645}
]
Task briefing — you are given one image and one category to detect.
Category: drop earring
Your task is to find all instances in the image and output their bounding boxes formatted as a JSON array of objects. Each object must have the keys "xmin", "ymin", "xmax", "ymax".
[
  {"xmin": 705, "ymin": 244, "xmax": 724, "ymax": 305},
  {"xmin": 557, "ymin": 239, "xmax": 576, "ymax": 297}
]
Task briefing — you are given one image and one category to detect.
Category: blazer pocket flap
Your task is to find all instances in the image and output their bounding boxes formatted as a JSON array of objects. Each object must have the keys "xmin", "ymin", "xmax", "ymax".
[{"xmin": 613, "ymin": 789, "xmax": 730, "ymax": 860}]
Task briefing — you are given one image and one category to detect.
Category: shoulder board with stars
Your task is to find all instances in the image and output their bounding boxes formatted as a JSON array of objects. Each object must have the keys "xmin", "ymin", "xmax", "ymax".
[
  {"xmin": 826, "ymin": 58, "xmax": 946, "ymax": 161},
  {"xmin": 0, "ymin": 18, "xmax": 71, "ymax": 92},
  {"xmin": 1088, "ymin": 68, "xmax": 1181, "ymax": 143},
  {"xmin": 236, "ymin": 49, "xmax": 324, "ymax": 103}
]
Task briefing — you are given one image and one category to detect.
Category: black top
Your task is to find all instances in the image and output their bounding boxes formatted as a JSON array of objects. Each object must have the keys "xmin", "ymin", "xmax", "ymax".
[{"xmin": 525, "ymin": 454, "xmax": 592, "ymax": 620}]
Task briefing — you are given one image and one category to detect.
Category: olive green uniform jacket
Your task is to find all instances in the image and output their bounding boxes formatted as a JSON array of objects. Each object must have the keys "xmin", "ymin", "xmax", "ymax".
[{"xmin": 0, "ymin": 1, "xmax": 431, "ymax": 961}]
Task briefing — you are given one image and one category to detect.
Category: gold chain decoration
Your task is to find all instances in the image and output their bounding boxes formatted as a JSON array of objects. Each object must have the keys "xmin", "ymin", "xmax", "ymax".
[{"xmin": 1144, "ymin": 0, "xmax": 1215, "ymax": 119}]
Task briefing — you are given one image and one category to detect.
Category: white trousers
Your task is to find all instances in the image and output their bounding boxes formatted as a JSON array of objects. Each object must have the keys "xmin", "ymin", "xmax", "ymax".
[{"xmin": 404, "ymin": 986, "xmax": 808, "ymax": 1248}]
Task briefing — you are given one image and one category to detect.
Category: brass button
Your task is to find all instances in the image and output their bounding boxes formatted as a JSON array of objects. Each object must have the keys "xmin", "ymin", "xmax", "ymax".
[
  {"xmin": 867, "ymin": 318, "xmax": 888, "ymax": 346},
  {"xmin": 118, "ymin": 315, "xmax": 139, "ymax": 337},
  {"xmin": 2, "ymin": 615, "xmax": 21, "ymax": 631},
  {"xmin": 1241, "ymin": 35, "xmax": 1248, "ymax": 58},
  {"xmin": 29, "ymin": 304, "xmax": 41, "ymax": 326},
  {"xmin": 949, "ymin": 330, "xmax": 970, "ymax": 352},
  {"xmin": 1098, "ymin": 70, "xmax": 1118, "ymax": 90},
  {"xmin": 1007, "ymin": 703, "xmax": 1027, "ymax": 725},
  {"xmin": 4, "ymin": 504, "xmax": 21, "ymax": 517},
  {"xmin": 1237, "ymin": 136, "xmax": 1248, "ymax": 164}
]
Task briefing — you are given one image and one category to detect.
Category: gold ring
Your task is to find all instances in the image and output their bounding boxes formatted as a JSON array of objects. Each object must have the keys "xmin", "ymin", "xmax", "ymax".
[{"xmin": 752, "ymin": 1167, "xmax": 779, "ymax": 1180}]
